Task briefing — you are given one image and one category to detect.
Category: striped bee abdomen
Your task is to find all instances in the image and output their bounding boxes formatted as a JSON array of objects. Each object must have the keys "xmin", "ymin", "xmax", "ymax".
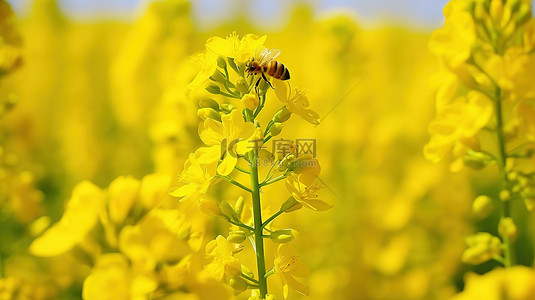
[{"xmin": 265, "ymin": 61, "xmax": 290, "ymax": 80}]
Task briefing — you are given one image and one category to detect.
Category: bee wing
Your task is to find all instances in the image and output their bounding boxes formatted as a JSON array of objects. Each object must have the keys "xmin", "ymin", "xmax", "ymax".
[{"xmin": 257, "ymin": 48, "xmax": 281, "ymax": 66}]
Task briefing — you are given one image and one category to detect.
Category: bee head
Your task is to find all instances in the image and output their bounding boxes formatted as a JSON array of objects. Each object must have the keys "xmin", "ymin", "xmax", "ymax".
[{"xmin": 245, "ymin": 60, "xmax": 255, "ymax": 72}]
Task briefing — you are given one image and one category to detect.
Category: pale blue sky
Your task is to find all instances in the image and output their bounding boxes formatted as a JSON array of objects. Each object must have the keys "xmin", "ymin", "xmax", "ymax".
[{"xmin": 6, "ymin": 0, "xmax": 530, "ymax": 30}]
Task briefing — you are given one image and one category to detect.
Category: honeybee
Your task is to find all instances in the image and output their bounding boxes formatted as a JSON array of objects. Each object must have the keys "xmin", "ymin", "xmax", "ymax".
[{"xmin": 245, "ymin": 47, "xmax": 290, "ymax": 91}]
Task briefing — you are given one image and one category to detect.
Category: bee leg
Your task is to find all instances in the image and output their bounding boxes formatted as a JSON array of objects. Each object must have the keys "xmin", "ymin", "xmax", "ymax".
[
  {"xmin": 261, "ymin": 73, "xmax": 274, "ymax": 89},
  {"xmin": 254, "ymin": 77, "xmax": 262, "ymax": 94}
]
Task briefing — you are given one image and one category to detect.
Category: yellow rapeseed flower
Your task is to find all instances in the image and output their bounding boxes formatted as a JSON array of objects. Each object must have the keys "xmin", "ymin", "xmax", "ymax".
[
  {"xmin": 274, "ymin": 244, "xmax": 309, "ymax": 299},
  {"xmin": 206, "ymin": 32, "xmax": 267, "ymax": 65},
  {"xmin": 169, "ymin": 152, "xmax": 217, "ymax": 204},
  {"xmin": 204, "ymin": 235, "xmax": 242, "ymax": 280},
  {"xmin": 119, "ymin": 209, "xmax": 191, "ymax": 272},
  {"xmin": 429, "ymin": 0, "xmax": 476, "ymax": 71},
  {"xmin": 285, "ymin": 175, "xmax": 331, "ymax": 211},
  {"xmin": 273, "ymin": 79, "xmax": 320, "ymax": 125},
  {"xmin": 424, "ymin": 91, "xmax": 493, "ymax": 164},
  {"xmin": 197, "ymin": 109, "xmax": 254, "ymax": 175}
]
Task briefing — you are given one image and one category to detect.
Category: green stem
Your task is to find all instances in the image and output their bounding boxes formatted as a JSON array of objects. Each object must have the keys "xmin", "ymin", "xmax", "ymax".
[
  {"xmin": 250, "ymin": 151, "xmax": 268, "ymax": 298},
  {"xmin": 264, "ymin": 120, "xmax": 275, "ymax": 136},
  {"xmin": 264, "ymin": 267, "xmax": 276, "ymax": 279},
  {"xmin": 241, "ymin": 272, "xmax": 259, "ymax": 284},
  {"xmin": 235, "ymin": 165, "xmax": 250, "ymax": 174},
  {"xmin": 225, "ymin": 218, "xmax": 254, "ymax": 232},
  {"xmin": 216, "ymin": 175, "xmax": 252, "ymax": 193},
  {"xmin": 253, "ymin": 95, "xmax": 266, "ymax": 118},
  {"xmin": 261, "ymin": 175, "xmax": 287, "ymax": 187},
  {"xmin": 220, "ymin": 91, "xmax": 241, "ymax": 99},
  {"xmin": 495, "ymin": 88, "xmax": 516, "ymax": 267},
  {"xmin": 262, "ymin": 210, "xmax": 284, "ymax": 230}
]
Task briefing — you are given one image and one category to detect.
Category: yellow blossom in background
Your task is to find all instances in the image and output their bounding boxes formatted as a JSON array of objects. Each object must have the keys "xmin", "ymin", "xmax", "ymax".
[
  {"xmin": 82, "ymin": 253, "xmax": 157, "ymax": 300},
  {"xmin": 108, "ymin": 176, "xmax": 140, "ymax": 225},
  {"xmin": 0, "ymin": 0, "xmax": 22, "ymax": 76},
  {"xmin": 451, "ymin": 266, "xmax": 535, "ymax": 300},
  {"xmin": 424, "ymin": 91, "xmax": 492, "ymax": 164},
  {"xmin": 206, "ymin": 32, "xmax": 267, "ymax": 64},
  {"xmin": 4, "ymin": 0, "xmax": 535, "ymax": 299},
  {"xmin": 29, "ymin": 181, "xmax": 105, "ymax": 257}
]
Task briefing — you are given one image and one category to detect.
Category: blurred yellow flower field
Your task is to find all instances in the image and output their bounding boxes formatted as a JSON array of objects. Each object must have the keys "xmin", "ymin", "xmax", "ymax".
[{"xmin": 1, "ymin": 0, "xmax": 535, "ymax": 299}]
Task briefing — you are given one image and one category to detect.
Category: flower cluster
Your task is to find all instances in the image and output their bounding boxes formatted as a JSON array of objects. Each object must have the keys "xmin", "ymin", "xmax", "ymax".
[
  {"xmin": 169, "ymin": 32, "xmax": 329, "ymax": 299},
  {"xmin": 427, "ymin": 0, "xmax": 535, "ymax": 297},
  {"xmin": 29, "ymin": 174, "xmax": 223, "ymax": 299}
]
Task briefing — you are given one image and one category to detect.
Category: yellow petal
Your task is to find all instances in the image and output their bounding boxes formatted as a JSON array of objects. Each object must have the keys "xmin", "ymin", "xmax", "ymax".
[
  {"xmin": 30, "ymin": 181, "xmax": 105, "ymax": 257},
  {"xmin": 199, "ymin": 119, "xmax": 223, "ymax": 146},
  {"xmin": 217, "ymin": 154, "xmax": 237, "ymax": 176},
  {"xmin": 273, "ymin": 79, "xmax": 289, "ymax": 103},
  {"xmin": 195, "ymin": 146, "xmax": 221, "ymax": 164},
  {"xmin": 301, "ymin": 199, "xmax": 332, "ymax": 211},
  {"xmin": 108, "ymin": 176, "xmax": 140, "ymax": 224}
]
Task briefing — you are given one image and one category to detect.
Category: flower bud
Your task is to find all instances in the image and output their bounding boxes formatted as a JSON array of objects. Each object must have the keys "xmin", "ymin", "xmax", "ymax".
[
  {"xmin": 205, "ymin": 83, "xmax": 221, "ymax": 94},
  {"xmin": 199, "ymin": 198, "xmax": 222, "ymax": 216},
  {"xmin": 211, "ymin": 69, "xmax": 227, "ymax": 84},
  {"xmin": 507, "ymin": 172, "xmax": 518, "ymax": 182},
  {"xmin": 29, "ymin": 216, "xmax": 51, "ymax": 237},
  {"xmin": 499, "ymin": 190, "xmax": 511, "ymax": 202},
  {"xmin": 524, "ymin": 198, "xmax": 535, "ymax": 211},
  {"xmin": 250, "ymin": 128, "xmax": 264, "ymax": 150},
  {"xmin": 472, "ymin": 195, "xmax": 493, "ymax": 219},
  {"xmin": 217, "ymin": 56, "xmax": 227, "ymax": 69},
  {"xmin": 280, "ymin": 196, "xmax": 301, "ymax": 212},
  {"xmin": 227, "ymin": 57, "xmax": 239, "ymax": 73},
  {"xmin": 277, "ymin": 155, "xmax": 295, "ymax": 172},
  {"xmin": 490, "ymin": 0, "xmax": 504, "ymax": 22},
  {"xmin": 508, "ymin": 0, "xmax": 520, "ymax": 12},
  {"xmin": 474, "ymin": 4, "xmax": 488, "ymax": 22},
  {"xmin": 269, "ymin": 123, "xmax": 284, "ymax": 137},
  {"xmin": 229, "ymin": 277, "xmax": 248, "ymax": 293},
  {"xmin": 273, "ymin": 106, "xmax": 291, "ymax": 123},
  {"xmin": 225, "ymin": 260, "xmax": 242, "ymax": 278},
  {"xmin": 198, "ymin": 98, "xmax": 220, "ymax": 110},
  {"xmin": 220, "ymin": 103, "xmax": 236, "ymax": 113},
  {"xmin": 234, "ymin": 196, "xmax": 245, "ymax": 216},
  {"xmin": 241, "ymin": 264, "xmax": 254, "ymax": 279},
  {"xmin": 235, "ymin": 77, "xmax": 249, "ymax": 94},
  {"xmin": 515, "ymin": 4, "xmax": 531, "ymax": 25},
  {"xmin": 498, "ymin": 217, "xmax": 518, "ymax": 241},
  {"xmin": 462, "ymin": 150, "xmax": 493, "ymax": 170},
  {"xmin": 462, "ymin": 155, "xmax": 488, "ymax": 170},
  {"xmin": 219, "ymin": 200, "xmax": 236, "ymax": 219},
  {"xmin": 241, "ymin": 93, "xmax": 259, "ymax": 111},
  {"xmin": 197, "ymin": 108, "xmax": 221, "ymax": 121},
  {"xmin": 270, "ymin": 229, "xmax": 297, "ymax": 243},
  {"xmin": 228, "ymin": 231, "xmax": 247, "ymax": 244},
  {"xmin": 258, "ymin": 79, "xmax": 270, "ymax": 94},
  {"xmin": 506, "ymin": 158, "xmax": 515, "ymax": 172},
  {"xmin": 462, "ymin": 232, "xmax": 502, "ymax": 265}
]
